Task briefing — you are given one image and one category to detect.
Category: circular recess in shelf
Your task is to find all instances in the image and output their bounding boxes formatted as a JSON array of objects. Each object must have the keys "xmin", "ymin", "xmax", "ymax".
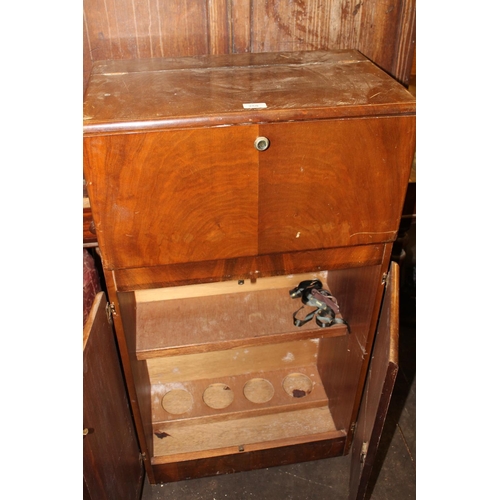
[
  {"xmin": 282, "ymin": 373, "xmax": 313, "ymax": 398},
  {"xmin": 243, "ymin": 378, "xmax": 275, "ymax": 404},
  {"xmin": 203, "ymin": 383, "xmax": 235, "ymax": 409},
  {"xmin": 161, "ymin": 389, "xmax": 194, "ymax": 415}
]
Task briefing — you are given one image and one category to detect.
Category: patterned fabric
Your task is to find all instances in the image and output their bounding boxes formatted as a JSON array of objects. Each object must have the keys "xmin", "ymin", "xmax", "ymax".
[{"xmin": 83, "ymin": 249, "xmax": 102, "ymax": 326}]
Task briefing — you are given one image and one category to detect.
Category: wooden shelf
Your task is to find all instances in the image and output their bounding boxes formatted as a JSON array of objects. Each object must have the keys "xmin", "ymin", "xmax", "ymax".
[
  {"xmin": 135, "ymin": 273, "xmax": 348, "ymax": 359},
  {"xmin": 152, "ymin": 405, "xmax": 342, "ymax": 464}
]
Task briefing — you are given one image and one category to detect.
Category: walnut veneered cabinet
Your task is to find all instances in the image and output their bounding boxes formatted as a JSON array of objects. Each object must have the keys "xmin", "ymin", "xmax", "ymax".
[{"xmin": 83, "ymin": 49, "xmax": 415, "ymax": 499}]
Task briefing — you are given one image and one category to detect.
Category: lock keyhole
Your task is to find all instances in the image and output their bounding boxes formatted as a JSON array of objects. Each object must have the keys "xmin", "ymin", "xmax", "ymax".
[{"xmin": 254, "ymin": 137, "xmax": 270, "ymax": 151}]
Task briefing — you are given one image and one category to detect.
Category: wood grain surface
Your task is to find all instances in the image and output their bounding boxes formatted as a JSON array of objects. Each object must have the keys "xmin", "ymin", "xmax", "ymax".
[
  {"xmin": 83, "ymin": 50, "xmax": 415, "ymax": 134},
  {"xmin": 83, "ymin": 0, "xmax": 415, "ymax": 91}
]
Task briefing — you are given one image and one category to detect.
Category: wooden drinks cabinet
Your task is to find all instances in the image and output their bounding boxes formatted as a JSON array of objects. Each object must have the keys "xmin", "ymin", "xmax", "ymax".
[{"xmin": 83, "ymin": 49, "xmax": 415, "ymax": 498}]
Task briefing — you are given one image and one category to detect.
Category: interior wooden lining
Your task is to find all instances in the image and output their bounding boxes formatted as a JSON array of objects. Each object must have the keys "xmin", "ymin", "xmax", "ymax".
[
  {"xmin": 136, "ymin": 276, "xmax": 347, "ymax": 359},
  {"xmin": 135, "ymin": 271, "xmax": 328, "ymax": 302},
  {"xmin": 146, "ymin": 339, "xmax": 320, "ymax": 383}
]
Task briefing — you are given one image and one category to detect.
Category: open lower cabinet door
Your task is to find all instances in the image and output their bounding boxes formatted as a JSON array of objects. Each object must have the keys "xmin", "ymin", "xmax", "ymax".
[
  {"xmin": 349, "ymin": 263, "xmax": 400, "ymax": 500},
  {"xmin": 83, "ymin": 292, "xmax": 144, "ymax": 500}
]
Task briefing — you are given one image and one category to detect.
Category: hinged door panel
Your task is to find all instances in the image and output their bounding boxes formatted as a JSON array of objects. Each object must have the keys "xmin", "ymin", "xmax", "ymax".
[
  {"xmin": 258, "ymin": 117, "xmax": 415, "ymax": 254},
  {"xmin": 349, "ymin": 263, "xmax": 400, "ymax": 500},
  {"xmin": 83, "ymin": 292, "xmax": 144, "ymax": 500},
  {"xmin": 84, "ymin": 126, "xmax": 259, "ymax": 269}
]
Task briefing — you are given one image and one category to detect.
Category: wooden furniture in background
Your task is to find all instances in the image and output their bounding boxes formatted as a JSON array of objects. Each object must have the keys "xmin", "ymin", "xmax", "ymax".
[
  {"xmin": 83, "ymin": 49, "xmax": 416, "ymax": 498},
  {"xmin": 83, "ymin": 0, "xmax": 415, "ymax": 92}
]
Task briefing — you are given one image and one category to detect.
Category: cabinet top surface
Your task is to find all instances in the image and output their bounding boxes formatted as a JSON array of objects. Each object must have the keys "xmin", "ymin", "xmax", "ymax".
[{"xmin": 83, "ymin": 50, "xmax": 415, "ymax": 135}]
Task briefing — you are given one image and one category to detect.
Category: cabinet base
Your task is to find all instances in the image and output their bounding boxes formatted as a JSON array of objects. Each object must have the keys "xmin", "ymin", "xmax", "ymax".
[{"xmin": 149, "ymin": 435, "xmax": 346, "ymax": 483}]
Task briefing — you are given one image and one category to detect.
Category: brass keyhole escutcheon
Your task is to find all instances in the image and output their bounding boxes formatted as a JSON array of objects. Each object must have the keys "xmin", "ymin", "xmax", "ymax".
[{"xmin": 254, "ymin": 136, "xmax": 270, "ymax": 151}]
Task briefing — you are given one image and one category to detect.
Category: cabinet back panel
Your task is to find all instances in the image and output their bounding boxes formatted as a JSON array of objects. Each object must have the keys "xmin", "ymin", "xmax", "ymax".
[
  {"xmin": 135, "ymin": 282, "xmax": 347, "ymax": 359},
  {"xmin": 146, "ymin": 340, "xmax": 320, "ymax": 384}
]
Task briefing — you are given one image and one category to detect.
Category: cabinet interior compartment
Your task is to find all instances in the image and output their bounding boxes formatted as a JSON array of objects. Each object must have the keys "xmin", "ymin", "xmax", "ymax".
[
  {"xmin": 134, "ymin": 271, "xmax": 348, "ymax": 359},
  {"xmin": 118, "ymin": 266, "xmax": 381, "ymax": 467},
  {"xmin": 148, "ymin": 339, "xmax": 343, "ymax": 464}
]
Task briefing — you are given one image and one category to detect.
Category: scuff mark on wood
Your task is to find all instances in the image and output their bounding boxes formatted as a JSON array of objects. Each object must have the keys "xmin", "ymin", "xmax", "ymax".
[
  {"xmin": 349, "ymin": 231, "xmax": 396, "ymax": 239},
  {"xmin": 353, "ymin": 3, "xmax": 363, "ymax": 16},
  {"xmin": 155, "ymin": 431, "xmax": 171, "ymax": 439}
]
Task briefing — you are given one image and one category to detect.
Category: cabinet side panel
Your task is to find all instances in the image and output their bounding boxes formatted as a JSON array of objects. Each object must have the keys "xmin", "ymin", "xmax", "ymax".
[
  {"xmin": 117, "ymin": 291, "xmax": 155, "ymax": 464},
  {"xmin": 317, "ymin": 265, "xmax": 382, "ymax": 433}
]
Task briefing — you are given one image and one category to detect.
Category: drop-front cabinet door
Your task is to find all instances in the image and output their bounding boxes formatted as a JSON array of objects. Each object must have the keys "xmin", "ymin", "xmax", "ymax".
[
  {"xmin": 84, "ymin": 126, "xmax": 260, "ymax": 269},
  {"xmin": 258, "ymin": 117, "xmax": 416, "ymax": 254},
  {"xmin": 349, "ymin": 263, "xmax": 400, "ymax": 500}
]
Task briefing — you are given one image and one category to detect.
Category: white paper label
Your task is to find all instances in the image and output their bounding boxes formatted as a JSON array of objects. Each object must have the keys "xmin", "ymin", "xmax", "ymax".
[{"xmin": 243, "ymin": 103, "xmax": 268, "ymax": 109}]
